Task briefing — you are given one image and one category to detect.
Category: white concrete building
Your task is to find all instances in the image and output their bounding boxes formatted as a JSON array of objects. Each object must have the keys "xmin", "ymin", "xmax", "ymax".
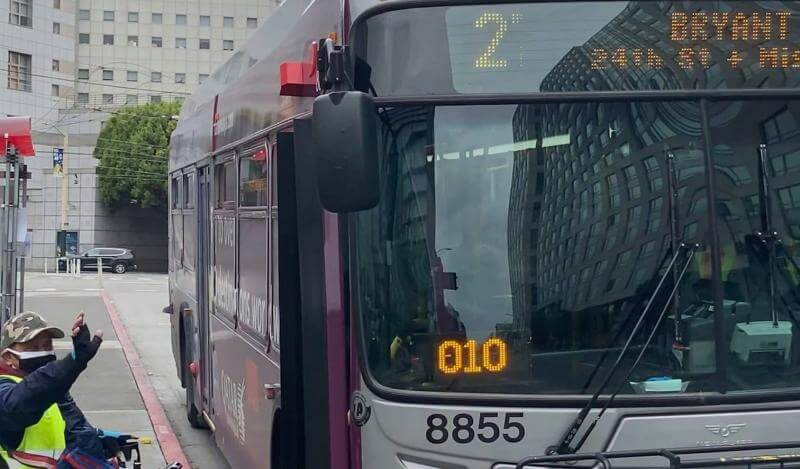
[
  {"xmin": 74, "ymin": 0, "xmax": 272, "ymax": 107},
  {"xmin": 0, "ymin": 0, "xmax": 273, "ymax": 271}
]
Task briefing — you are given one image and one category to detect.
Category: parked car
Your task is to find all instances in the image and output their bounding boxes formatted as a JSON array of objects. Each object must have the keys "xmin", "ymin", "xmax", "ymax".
[{"xmin": 58, "ymin": 247, "xmax": 138, "ymax": 274}]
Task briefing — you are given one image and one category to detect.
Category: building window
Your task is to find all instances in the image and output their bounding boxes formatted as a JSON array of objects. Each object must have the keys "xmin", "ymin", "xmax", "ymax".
[
  {"xmin": 79, "ymin": 33, "xmax": 89, "ymax": 44},
  {"xmin": 175, "ymin": 14, "xmax": 186, "ymax": 25},
  {"xmin": 77, "ymin": 93, "xmax": 89, "ymax": 104},
  {"xmin": 151, "ymin": 12, "xmax": 162, "ymax": 24},
  {"xmin": 79, "ymin": 9, "xmax": 89, "ymax": 20},
  {"xmin": 175, "ymin": 37, "xmax": 186, "ymax": 49},
  {"xmin": 223, "ymin": 40, "xmax": 234, "ymax": 51},
  {"xmin": 78, "ymin": 68, "xmax": 89, "ymax": 80},
  {"xmin": 103, "ymin": 10, "xmax": 114, "ymax": 21},
  {"xmin": 52, "ymin": 59, "xmax": 60, "ymax": 72},
  {"xmin": 127, "ymin": 71, "xmax": 138, "ymax": 82},
  {"xmin": 128, "ymin": 11, "xmax": 138, "ymax": 22},
  {"xmin": 199, "ymin": 74, "xmax": 208, "ymax": 84},
  {"xmin": 52, "ymin": 22, "xmax": 60, "ymax": 34},
  {"xmin": 174, "ymin": 73, "xmax": 186, "ymax": 84},
  {"xmin": 247, "ymin": 17, "xmax": 257, "ymax": 29},
  {"xmin": 127, "ymin": 35, "xmax": 138, "ymax": 47},
  {"xmin": 102, "ymin": 94, "xmax": 113, "ymax": 104},
  {"xmin": 51, "ymin": 84, "xmax": 59, "ymax": 96},
  {"xmin": 102, "ymin": 69, "xmax": 113, "ymax": 81},
  {"xmin": 9, "ymin": 0, "xmax": 32, "ymax": 27},
  {"xmin": 53, "ymin": 0, "xmax": 59, "ymax": 8},
  {"xmin": 151, "ymin": 36, "xmax": 162, "ymax": 48},
  {"xmin": 151, "ymin": 72, "xmax": 162, "ymax": 83},
  {"xmin": 126, "ymin": 94, "xmax": 137, "ymax": 105},
  {"xmin": 151, "ymin": 95, "xmax": 161, "ymax": 103},
  {"xmin": 199, "ymin": 39, "xmax": 210, "ymax": 50},
  {"xmin": 7, "ymin": 52, "xmax": 31, "ymax": 91},
  {"xmin": 223, "ymin": 16, "xmax": 234, "ymax": 28},
  {"xmin": 200, "ymin": 15, "xmax": 210, "ymax": 26},
  {"xmin": 103, "ymin": 34, "xmax": 114, "ymax": 45}
]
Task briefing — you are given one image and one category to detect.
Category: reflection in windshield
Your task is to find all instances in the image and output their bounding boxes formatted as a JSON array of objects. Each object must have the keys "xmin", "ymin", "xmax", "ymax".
[{"xmin": 354, "ymin": 98, "xmax": 800, "ymax": 395}]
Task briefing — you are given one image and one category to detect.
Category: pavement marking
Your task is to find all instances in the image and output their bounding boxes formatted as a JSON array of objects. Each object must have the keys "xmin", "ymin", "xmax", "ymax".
[
  {"xmin": 83, "ymin": 288, "xmax": 103, "ymax": 291},
  {"xmin": 135, "ymin": 289, "xmax": 159, "ymax": 292},
  {"xmin": 84, "ymin": 409, "xmax": 149, "ymax": 415},
  {"xmin": 26, "ymin": 291, "xmax": 100, "ymax": 298},
  {"xmin": 35, "ymin": 288, "xmax": 57, "ymax": 292},
  {"xmin": 54, "ymin": 340, "xmax": 122, "ymax": 350},
  {"xmin": 101, "ymin": 290, "xmax": 191, "ymax": 469}
]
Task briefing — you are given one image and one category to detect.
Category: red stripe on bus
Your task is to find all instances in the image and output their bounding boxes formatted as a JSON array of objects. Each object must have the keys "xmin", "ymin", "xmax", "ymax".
[{"xmin": 101, "ymin": 291, "xmax": 192, "ymax": 469}]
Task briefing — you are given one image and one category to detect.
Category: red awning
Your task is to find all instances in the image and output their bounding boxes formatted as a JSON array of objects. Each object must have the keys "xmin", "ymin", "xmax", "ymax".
[{"xmin": 0, "ymin": 117, "xmax": 35, "ymax": 157}]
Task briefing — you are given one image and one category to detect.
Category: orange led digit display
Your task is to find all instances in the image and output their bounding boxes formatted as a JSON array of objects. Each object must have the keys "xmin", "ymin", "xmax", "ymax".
[
  {"xmin": 483, "ymin": 338, "xmax": 508, "ymax": 372},
  {"xmin": 589, "ymin": 10, "xmax": 800, "ymax": 72},
  {"xmin": 464, "ymin": 339, "xmax": 482, "ymax": 373},
  {"xmin": 469, "ymin": 8, "xmax": 798, "ymax": 73},
  {"xmin": 438, "ymin": 340, "xmax": 463, "ymax": 374},
  {"xmin": 437, "ymin": 338, "xmax": 508, "ymax": 375}
]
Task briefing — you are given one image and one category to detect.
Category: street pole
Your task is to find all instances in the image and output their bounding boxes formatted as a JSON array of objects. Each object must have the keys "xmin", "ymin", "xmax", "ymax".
[
  {"xmin": 60, "ymin": 133, "xmax": 69, "ymax": 230},
  {"xmin": 17, "ymin": 163, "xmax": 27, "ymax": 314},
  {"xmin": 0, "ymin": 136, "xmax": 19, "ymax": 323},
  {"xmin": 9, "ymin": 150, "xmax": 20, "ymax": 317},
  {"xmin": 0, "ymin": 135, "xmax": 8, "ymax": 322}
]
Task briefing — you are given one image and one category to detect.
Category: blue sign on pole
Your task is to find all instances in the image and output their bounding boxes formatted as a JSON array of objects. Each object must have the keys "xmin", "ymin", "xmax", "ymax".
[{"xmin": 53, "ymin": 148, "xmax": 64, "ymax": 175}]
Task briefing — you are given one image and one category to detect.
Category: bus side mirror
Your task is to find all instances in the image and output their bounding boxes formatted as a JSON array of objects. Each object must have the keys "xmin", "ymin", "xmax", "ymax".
[{"xmin": 312, "ymin": 91, "xmax": 379, "ymax": 212}]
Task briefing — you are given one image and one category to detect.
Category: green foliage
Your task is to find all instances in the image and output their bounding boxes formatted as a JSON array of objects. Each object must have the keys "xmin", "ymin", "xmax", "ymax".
[{"xmin": 94, "ymin": 101, "xmax": 181, "ymax": 211}]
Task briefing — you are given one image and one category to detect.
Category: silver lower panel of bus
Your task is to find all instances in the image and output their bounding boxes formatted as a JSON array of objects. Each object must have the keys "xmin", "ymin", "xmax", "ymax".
[{"xmin": 357, "ymin": 384, "xmax": 800, "ymax": 469}]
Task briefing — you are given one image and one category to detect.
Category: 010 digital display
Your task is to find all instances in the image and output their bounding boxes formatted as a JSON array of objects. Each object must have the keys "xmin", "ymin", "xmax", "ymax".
[{"xmin": 437, "ymin": 338, "xmax": 508, "ymax": 375}]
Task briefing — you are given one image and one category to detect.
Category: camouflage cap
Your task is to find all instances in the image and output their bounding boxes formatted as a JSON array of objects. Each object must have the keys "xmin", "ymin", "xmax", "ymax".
[{"xmin": 0, "ymin": 312, "xmax": 65, "ymax": 350}]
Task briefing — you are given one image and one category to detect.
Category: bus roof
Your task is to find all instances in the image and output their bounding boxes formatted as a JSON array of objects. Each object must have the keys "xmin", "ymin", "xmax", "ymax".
[{"xmin": 169, "ymin": 0, "xmax": 344, "ymax": 171}]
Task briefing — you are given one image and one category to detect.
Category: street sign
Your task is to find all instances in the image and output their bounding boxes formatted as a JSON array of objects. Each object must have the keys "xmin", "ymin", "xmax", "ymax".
[{"xmin": 53, "ymin": 148, "xmax": 64, "ymax": 176}]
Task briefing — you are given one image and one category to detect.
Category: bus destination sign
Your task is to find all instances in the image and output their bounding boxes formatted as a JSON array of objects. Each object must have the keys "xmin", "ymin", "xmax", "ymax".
[
  {"xmin": 441, "ymin": 2, "xmax": 800, "ymax": 94},
  {"xmin": 590, "ymin": 11, "xmax": 797, "ymax": 71}
]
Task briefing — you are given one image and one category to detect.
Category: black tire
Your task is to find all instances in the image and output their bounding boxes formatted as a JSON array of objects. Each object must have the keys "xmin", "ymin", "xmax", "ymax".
[
  {"xmin": 182, "ymin": 317, "xmax": 207, "ymax": 429},
  {"xmin": 271, "ymin": 413, "xmax": 281, "ymax": 469},
  {"xmin": 186, "ymin": 379, "xmax": 206, "ymax": 429},
  {"xmin": 113, "ymin": 262, "xmax": 127, "ymax": 274}
]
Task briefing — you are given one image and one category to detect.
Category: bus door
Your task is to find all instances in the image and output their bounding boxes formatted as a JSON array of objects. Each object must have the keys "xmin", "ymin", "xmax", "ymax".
[{"xmin": 197, "ymin": 165, "xmax": 213, "ymax": 407}]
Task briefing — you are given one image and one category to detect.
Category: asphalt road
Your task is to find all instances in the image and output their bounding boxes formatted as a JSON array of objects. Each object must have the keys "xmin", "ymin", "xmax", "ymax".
[{"xmin": 23, "ymin": 272, "xmax": 230, "ymax": 469}]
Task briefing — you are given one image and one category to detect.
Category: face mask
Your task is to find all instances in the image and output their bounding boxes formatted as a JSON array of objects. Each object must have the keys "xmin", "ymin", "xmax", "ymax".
[{"xmin": 4, "ymin": 349, "xmax": 57, "ymax": 373}]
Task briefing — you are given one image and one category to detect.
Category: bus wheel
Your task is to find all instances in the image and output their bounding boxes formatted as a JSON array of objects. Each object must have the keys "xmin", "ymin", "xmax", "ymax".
[
  {"xmin": 186, "ymin": 377, "xmax": 206, "ymax": 429},
  {"xmin": 271, "ymin": 412, "xmax": 281, "ymax": 469}
]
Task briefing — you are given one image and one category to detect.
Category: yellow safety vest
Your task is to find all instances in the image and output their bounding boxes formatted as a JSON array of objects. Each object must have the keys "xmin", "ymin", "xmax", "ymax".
[
  {"xmin": 0, "ymin": 375, "xmax": 66, "ymax": 469},
  {"xmin": 695, "ymin": 244, "xmax": 736, "ymax": 281}
]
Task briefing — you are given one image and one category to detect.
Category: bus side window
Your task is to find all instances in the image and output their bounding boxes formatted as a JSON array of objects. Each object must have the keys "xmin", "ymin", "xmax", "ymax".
[
  {"xmin": 214, "ymin": 164, "xmax": 224, "ymax": 208},
  {"xmin": 214, "ymin": 159, "xmax": 236, "ymax": 209},
  {"xmin": 171, "ymin": 178, "xmax": 179, "ymax": 209},
  {"xmin": 183, "ymin": 173, "xmax": 195, "ymax": 271},
  {"xmin": 171, "ymin": 175, "xmax": 184, "ymax": 270},
  {"xmin": 237, "ymin": 144, "xmax": 271, "ymax": 343}
]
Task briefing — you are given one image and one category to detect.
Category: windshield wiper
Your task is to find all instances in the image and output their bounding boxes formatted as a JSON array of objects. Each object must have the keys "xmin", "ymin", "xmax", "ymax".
[
  {"xmin": 580, "ymin": 248, "xmax": 674, "ymax": 394},
  {"xmin": 544, "ymin": 243, "xmax": 698, "ymax": 457}
]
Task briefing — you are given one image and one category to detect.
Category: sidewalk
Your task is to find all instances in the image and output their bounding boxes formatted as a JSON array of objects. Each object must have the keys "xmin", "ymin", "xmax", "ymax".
[
  {"xmin": 23, "ymin": 271, "xmax": 227, "ymax": 468},
  {"xmin": 23, "ymin": 277, "xmax": 168, "ymax": 468}
]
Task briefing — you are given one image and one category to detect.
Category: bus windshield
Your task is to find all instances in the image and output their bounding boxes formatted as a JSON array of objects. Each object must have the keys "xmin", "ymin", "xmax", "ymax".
[
  {"xmin": 352, "ymin": 97, "xmax": 800, "ymax": 396},
  {"xmin": 354, "ymin": 1, "xmax": 800, "ymax": 96}
]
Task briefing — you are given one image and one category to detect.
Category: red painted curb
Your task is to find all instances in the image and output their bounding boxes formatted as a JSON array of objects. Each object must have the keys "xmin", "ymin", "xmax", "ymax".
[{"xmin": 101, "ymin": 290, "xmax": 192, "ymax": 469}]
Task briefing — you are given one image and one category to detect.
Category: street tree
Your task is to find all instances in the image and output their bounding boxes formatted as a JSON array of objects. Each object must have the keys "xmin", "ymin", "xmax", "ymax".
[{"xmin": 94, "ymin": 101, "xmax": 180, "ymax": 212}]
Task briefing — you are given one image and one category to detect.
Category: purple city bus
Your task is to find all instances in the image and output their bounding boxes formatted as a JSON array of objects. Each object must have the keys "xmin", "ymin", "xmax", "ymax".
[{"xmin": 168, "ymin": 0, "xmax": 800, "ymax": 467}]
